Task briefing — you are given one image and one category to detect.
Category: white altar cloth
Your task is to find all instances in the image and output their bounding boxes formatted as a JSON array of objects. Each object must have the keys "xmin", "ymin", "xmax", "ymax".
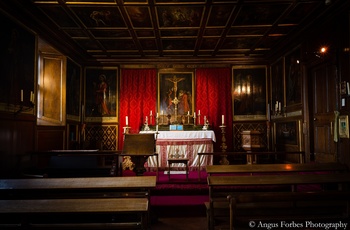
[{"xmin": 140, "ymin": 131, "xmax": 215, "ymax": 171}]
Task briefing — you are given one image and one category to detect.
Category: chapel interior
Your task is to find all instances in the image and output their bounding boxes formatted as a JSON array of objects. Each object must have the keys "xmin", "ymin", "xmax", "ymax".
[{"xmin": 0, "ymin": 0, "xmax": 350, "ymax": 229}]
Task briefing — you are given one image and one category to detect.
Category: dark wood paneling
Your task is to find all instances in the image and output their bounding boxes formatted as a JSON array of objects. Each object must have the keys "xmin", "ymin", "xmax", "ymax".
[
  {"xmin": 36, "ymin": 127, "xmax": 65, "ymax": 151},
  {"xmin": 0, "ymin": 113, "xmax": 35, "ymax": 177}
]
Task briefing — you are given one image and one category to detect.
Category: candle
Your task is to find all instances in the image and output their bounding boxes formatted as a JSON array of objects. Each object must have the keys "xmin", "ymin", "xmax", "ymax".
[
  {"xmin": 150, "ymin": 110, "xmax": 152, "ymax": 116},
  {"xmin": 156, "ymin": 125, "xmax": 158, "ymax": 132},
  {"xmin": 278, "ymin": 102, "xmax": 281, "ymax": 112},
  {"xmin": 30, "ymin": 91, "xmax": 33, "ymax": 103},
  {"xmin": 187, "ymin": 111, "xmax": 190, "ymax": 115},
  {"xmin": 161, "ymin": 110, "xmax": 163, "ymax": 115},
  {"xmin": 156, "ymin": 112, "xmax": 159, "ymax": 118},
  {"xmin": 194, "ymin": 112, "xmax": 196, "ymax": 118},
  {"xmin": 126, "ymin": 116, "xmax": 129, "ymax": 126},
  {"xmin": 21, "ymin": 90, "xmax": 23, "ymax": 102},
  {"xmin": 222, "ymin": 115, "xmax": 224, "ymax": 125},
  {"xmin": 275, "ymin": 101, "xmax": 278, "ymax": 112},
  {"xmin": 204, "ymin": 116, "xmax": 206, "ymax": 123},
  {"xmin": 198, "ymin": 110, "xmax": 200, "ymax": 115}
]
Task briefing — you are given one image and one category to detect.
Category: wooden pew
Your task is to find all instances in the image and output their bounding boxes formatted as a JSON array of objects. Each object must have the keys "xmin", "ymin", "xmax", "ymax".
[
  {"xmin": 228, "ymin": 191, "xmax": 350, "ymax": 230},
  {"xmin": 198, "ymin": 151, "xmax": 306, "ymax": 180},
  {"xmin": 207, "ymin": 172, "xmax": 350, "ymax": 230},
  {"xmin": 0, "ymin": 176, "xmax": 156, "ymax": 229},
  {"xmin": 0, "ymin": 198, "xmax": 149, "ymax": 229},
  {"xmin": 26, "ymin": 150, "xmax": 122, "ymax": 177},
  {"xmin": 206, "ymin": 162, "xmax": 349, "ymax": 176}
]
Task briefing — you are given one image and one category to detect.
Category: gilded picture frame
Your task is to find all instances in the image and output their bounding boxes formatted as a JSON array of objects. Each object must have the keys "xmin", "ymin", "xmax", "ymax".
[
  {"xmin": 158, "ymin": 71, "xmax": 194, "ymax": 121},
  {"xmin": 339, "ymin": 115, "xmax": 349, "ymax": 138},
  {"xmin": 270, "ymin": 57, "xmax": 285, "ymax": 112},
  {"xmin": 285, "ymin": 48, "xmax": 302, "ymax": 107},
  {"xmin": 84, "ymin": 67, "xmax": 118, "ymax": 123},
  {"xmin": 0, "ymin": 13, "xmax": 35, "ymax": 112},
  {"xmin": 275, "ymin": 120, "xmax": 298, "ymax": 145},
  {"xmin": 232, "ymin": 66, "xmax": 267, "ymax": 121},
  {"xmin": 66, "ymin": 59, "xmax": 81, "ymax": 122}
]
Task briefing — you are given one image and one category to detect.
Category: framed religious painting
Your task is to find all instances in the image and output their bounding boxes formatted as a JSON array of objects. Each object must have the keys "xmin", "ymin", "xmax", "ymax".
[
  {"xmin": 339, "ymin": 115, "xmax": 349, "ymax": 138},
  {"xmin": 66, "ymin": 59, "xmax": 81, "ymax": 122},
  {"xmin": 0, "ymin": 13, "xmax": 35, "ymax": 113},
  {"xmin": 232, "ymin": 66, "xmax": 267, "ymax": 121},
  {"xmin": 285, "ymin": 47, "xmax": 302, "ymax": 107},
  {"xmin": 274, "ymin": 119, "xmax": 302, "ymax": 151},
  {"xmin": 270, "ymin": 58, "xmax": 285, "ymax": 116},
  {"xmin": 84, "ymin": 67, "xmax": 118, "ymax": 123},
  {"xmin": 158, "ymin": 71, "xmax": 194, "ymax": 124}
]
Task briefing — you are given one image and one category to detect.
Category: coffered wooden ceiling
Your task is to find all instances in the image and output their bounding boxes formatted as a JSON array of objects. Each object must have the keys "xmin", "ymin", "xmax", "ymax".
[{"xmin": 3, "ymin": 0, "xmax": 346, "ymax": 64}]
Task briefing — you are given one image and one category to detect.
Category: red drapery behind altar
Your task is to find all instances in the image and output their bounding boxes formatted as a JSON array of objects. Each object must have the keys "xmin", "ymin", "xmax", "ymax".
[
  {"xmin": 195, "ymin": 68, "xmax": 233, "ymax": 152},
  {"xmin": 118, "ymin": 69, "xmax": 157, "ymax": 150}
]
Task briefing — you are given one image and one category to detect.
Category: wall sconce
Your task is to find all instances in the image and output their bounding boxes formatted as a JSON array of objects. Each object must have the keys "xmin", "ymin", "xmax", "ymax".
[{"xmin": 314, "ymin": 46, "xmax": 328, "ymax": 58}]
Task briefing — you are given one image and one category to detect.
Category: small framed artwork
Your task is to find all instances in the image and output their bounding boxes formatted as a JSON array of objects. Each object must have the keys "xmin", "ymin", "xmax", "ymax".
[
  {"xmin": 66, "ymin": 59, "xmax": 81, "ymax": 122},
  {"xmin": 232, "ymin": 65, "xmax": 267, "ymax": 120},
  {"xmin": 339, "ymin": 115, "xmax": 349, "ymax": 138},
  {"xmin": 285, "ymin": 48, "xmax": 302, "ymax": 106},
  {"xmin": 270, "ymin": 58, "xmax": 285, "ymax": 110},
  {"xmin": 84, "ymin": 67, "xmax": 118, "ymax": 123},
  {"xmin": 158, "ymin": 71, "xmax": 194, "ymax": 116}
]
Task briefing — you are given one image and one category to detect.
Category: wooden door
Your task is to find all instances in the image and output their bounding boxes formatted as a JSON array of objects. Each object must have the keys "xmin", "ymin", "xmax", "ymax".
[{"xmin": 310, "ymin": 63, "xmax": 337, "ymax": 162}]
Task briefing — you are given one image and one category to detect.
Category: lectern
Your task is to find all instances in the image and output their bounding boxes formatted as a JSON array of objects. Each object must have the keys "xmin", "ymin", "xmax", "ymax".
[{"xmin": 122, "ymin": 134, "xmax": 156, "ymax": 176}]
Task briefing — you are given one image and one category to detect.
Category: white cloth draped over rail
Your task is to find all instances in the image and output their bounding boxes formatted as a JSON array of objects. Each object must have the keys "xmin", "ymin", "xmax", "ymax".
[{"xmin": 140, "ymin": 131, "xmax": 215, "ymax": 171}]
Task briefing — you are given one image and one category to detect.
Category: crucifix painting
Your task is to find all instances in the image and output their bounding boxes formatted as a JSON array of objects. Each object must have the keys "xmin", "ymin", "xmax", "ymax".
[{"xmin": 158, "ymin": 72, "xmax": 194, "ymax": 119}]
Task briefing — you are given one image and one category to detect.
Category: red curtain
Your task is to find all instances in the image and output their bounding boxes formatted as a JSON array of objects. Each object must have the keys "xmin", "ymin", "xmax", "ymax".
[
  {"xmin": 195, "ymin": 68, "xmax": 233, "ymax": 152},
  {"xmin": 118, "ymin": 69, "xmax": 157, "ymax": 150}
]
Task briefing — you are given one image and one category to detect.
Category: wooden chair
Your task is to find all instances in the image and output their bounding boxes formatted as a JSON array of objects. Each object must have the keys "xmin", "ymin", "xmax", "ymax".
[{"xmin": 167, "ymin": 149, "xmax": 189, "ymax": 181}]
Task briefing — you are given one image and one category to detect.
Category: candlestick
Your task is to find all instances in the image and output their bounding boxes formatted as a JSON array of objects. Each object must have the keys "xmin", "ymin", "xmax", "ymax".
[
  {"xmin": 219, "ymin": 124, "xmax": 229, "ymax": 165},
  {"xmin": 193, "ymin": 113, "xmax": 196, "ymax": 127}
]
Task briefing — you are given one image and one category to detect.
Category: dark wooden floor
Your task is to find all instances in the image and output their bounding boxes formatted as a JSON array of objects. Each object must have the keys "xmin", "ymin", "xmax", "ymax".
[
  {"xmin": 152, "ymin": 216, "xmax": 207, "ymax": 230},
  {"xmin": 151, "ymin": 205, "xmax": 208, "ymax": 230}
]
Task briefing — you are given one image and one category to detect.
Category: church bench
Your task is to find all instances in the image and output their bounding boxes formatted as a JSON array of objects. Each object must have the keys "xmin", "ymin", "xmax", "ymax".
[
  {"xmin": 0, "ymin": 176, "xmax": 156, "ymax": 195},
  {"xmin": 0, "ymin": 197, "xmax": 149, "ymax": 229},
  {"xmin": 26, "ymin": 150, "xmax": 122, "ymax": 177},
  {"xmin": 0, "ymin": 176, "xmax": 156, "ymax": 229},
  {"xmin": 206, "ymin": 172, "xmax": 350, "ymax": 230},
  {"xmin": 206, "ymin": 162, "xmax": 348, "ymax": 176},
  {"xmin": 228, "ymin": 191, "xmax": 350, "ymax": 230},
  {"xmin": 198, "ymin": 151, "xmax": 306, "ymax": 179}
]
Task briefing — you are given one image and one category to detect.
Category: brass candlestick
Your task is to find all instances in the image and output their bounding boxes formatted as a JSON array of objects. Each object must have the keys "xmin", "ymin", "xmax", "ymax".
[
  {"xmin": 219, "ymin": 125, "xmax": 229, "ymax": 165},
  {"xmin": 123, "ymin": 126, "xmax": 130, "ymax": 136}
]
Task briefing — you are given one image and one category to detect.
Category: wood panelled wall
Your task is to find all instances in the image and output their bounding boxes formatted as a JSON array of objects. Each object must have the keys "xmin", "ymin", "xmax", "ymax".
[
  {"xmin": 0, "ymin": 4, "xmax": 350, "ymax": 178},
  {"xmin": 0, "ymin": 113, "xmax": 35, "ymax": 177}
]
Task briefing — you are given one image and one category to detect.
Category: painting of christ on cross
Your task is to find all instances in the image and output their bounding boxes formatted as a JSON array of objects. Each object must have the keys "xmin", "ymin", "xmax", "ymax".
[{"xmin": 158, "ymin": 71, "xmax": 194, "ymax": 118}]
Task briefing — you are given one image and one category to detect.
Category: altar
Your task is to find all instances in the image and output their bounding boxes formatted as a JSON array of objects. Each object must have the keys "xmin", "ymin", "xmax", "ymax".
[{"xmin": 140, "ymin": 130, "xmax": 215, "ymax": 171}]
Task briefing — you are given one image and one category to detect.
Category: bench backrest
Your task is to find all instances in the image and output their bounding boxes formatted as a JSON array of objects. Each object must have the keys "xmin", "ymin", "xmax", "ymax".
[{"xmin": 206, "ymin": 163, "xmax": 348, "ymax": 175}]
